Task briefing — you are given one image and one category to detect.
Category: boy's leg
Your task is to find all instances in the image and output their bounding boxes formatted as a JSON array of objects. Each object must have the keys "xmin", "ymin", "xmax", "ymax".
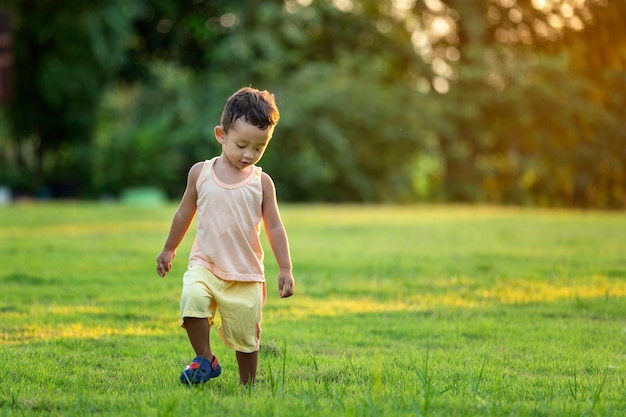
[
  {"xmin": 236, "ymin": 350, "xmax": 258, "ymax": 385},
  {"xmin": 180, "ymin": 317, "xmax": 221, "ymax": 385},
  {"xmin": 183, "ymin": 317, "xmax": 214, "ymax": 360}
]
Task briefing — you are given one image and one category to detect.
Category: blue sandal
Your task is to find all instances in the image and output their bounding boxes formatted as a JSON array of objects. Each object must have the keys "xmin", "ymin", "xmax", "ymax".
[{"xmin": 180, "ymin": 356, "xmax": 221, "ymax": 384}]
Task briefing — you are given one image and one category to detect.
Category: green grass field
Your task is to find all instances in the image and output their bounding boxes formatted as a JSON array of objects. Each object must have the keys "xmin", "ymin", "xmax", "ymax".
[{"xmin": 1, "ymin": 203, "xmax": 624, "ymax": 416}]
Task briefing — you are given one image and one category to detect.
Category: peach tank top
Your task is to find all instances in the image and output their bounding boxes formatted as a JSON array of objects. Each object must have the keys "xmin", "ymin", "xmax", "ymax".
[{"xmin": 188, "ymin": 157, "xmax": 265, "ymax": 282}]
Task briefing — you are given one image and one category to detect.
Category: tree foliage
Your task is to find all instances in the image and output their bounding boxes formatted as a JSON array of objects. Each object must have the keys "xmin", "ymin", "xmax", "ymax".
[
  {"xmin": 447, "ymin": 0, "xmax": 626, "ymax": 208},
  {"xmin": 1, "ymin": 0, "xmax": 134, "ymax": 194},
  {"xmin": 1, "ymin": 0, "xmax": 624, "ymax": 208}
]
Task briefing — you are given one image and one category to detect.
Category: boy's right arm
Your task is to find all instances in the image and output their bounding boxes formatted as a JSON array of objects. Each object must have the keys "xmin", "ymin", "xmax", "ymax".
[{"xmin": 156, "ymin": 162, "xmax": 203, "ymax": 278}]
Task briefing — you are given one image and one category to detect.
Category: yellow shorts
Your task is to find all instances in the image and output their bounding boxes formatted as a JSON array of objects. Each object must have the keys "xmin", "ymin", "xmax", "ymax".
[{"xmin": 179, "ymin": 265, "xmax": 266, "ymax": 353}]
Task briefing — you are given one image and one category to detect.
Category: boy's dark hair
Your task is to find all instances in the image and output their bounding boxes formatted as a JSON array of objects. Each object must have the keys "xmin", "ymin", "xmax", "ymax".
[{"xmin": 220, "ymin": 87, "xmax": 280, "ymax": 132}]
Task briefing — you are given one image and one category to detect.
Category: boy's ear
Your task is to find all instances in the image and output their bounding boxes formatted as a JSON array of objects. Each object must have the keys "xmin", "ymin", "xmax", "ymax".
[{"xmin": 214, "ymin": 125, "xmax": 225, "ymax": 144}]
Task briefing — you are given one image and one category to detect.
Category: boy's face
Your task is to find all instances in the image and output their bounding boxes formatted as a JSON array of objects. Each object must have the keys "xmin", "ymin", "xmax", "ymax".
[{"xmin": 214, "ymin": 118, "xmax": 274, "ymax": 170}]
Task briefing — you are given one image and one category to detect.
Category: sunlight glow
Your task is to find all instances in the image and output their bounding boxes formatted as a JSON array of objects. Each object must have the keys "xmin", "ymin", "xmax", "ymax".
[
  {"xmin": 1, "ymin": 304, "xmax": 174, "ymax": 346},
  {"xmin": 560, "ymin": 3, "xmax": 575, "ymax": 18},
  {"xmin": 431, "ymin": 16, "xmax": 450, "ymax": 36},
  {"xmin": 432, "ymin": 76, "xmax": 449, "ymax": 94},
  {"xmin": 497, "ymin": 0, "xmax": 516, "ymax": 7},
  {"xmin": 332, "ymin": 0, "xmax": 354, "ymax": 13},
  {"xmin": 0, "ymin": 221, "xmax": 167, "ymax": 239},
  {"xmin": 531, "ymin": 0, "xmax": 550, "ymax": 12},
  {"xmin": 390, "ymin": 0, "xmax": 416, "ymax": 20},
  {"xmin": 568, "ymin": 15, "xmax": 584, "ymax": 30},
  {"xmin": 516, "ymin": 0, "xmax": 596, "ymax": 39},
  {"xmin": 547, "ymin": 13, "xmax": 564, "ymax": 29},
  {"xmin": 283, "ymin": 0, "xmax": 312, "ymax": 13},
  {"xmin": 219, "ymin": 13, "xmax": 237, "ymax": 28},
  {"xmin": 533, "ymin": 18, "xmax": 552, "ymax": 38},
  {"xmin": 508, "ymin": 7, "xmax": 523, "ymax": 24},
  {"xmin": 432, "ymin": 57, "xmax": 453, "ymax": 78},
  {"xmin": 267, "ymin": 275, "xmax": 625, "ymax": 322},
  {"xmin": 411, "ymin": 30, "xmax": 429, "ymax": 49},
  {"xmin": 424, "ymin": 0, "xmax": 445, "ymax": 13},
  {"xmin": 446, "ymin": 46, "xmax": 460, "ymax": 61},
  {"xmin": 3, "ymin": 278, "xmax": 624, "ymax": 345},
  {"xmin": 2, "ymin": 323, "xmax": 167, "ymax": 346}
]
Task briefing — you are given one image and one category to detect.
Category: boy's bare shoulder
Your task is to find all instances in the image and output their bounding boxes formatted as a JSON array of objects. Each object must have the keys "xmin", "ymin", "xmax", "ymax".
[
  {"xmin": 190, "ymin": 161, "xmax": 206, "ymax": 171},
  {"xmin": 187, "ymin": 161, "xmax": 207, "ymax": 183},
  {"xmin": 260, "ymin": 171, "xmax": 275, "ymax": 187},
  {"xmin": 260, "ymin": 172, "xmax": 278, "ymax": 204}
]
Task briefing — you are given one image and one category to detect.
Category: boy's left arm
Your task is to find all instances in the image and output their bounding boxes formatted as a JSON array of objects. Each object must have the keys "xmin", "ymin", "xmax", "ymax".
[{"xmin": 261, "ymin": 172, "xmax": 295, "ymax": 298}]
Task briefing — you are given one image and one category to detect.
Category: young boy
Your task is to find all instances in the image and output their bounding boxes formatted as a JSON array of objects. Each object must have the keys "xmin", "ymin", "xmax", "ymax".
[{"xmin": 156, "ymin": 87, "xmax": 295, "ymax": 386}]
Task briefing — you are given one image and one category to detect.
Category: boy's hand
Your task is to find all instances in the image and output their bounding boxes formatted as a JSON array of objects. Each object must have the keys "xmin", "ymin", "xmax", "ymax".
[
  {"xmin": 156, "ymin": 249, "xmax": 176, "ymax": 278},
  {"xmin": 278, "ymin": 271, "xmax": 295, "ymax": 298}
]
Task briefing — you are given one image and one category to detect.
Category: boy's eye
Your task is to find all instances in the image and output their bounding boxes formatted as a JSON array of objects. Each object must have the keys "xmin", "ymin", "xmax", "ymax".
[{"xmin": 237, "ymin": 144, "xmax": 245, "ymax": 149}]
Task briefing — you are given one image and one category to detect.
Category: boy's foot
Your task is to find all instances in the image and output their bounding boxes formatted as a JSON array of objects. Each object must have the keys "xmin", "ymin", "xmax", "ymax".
[{"xmin": 180, "ymin": 356, "xmax": 221, "ymax": 384}]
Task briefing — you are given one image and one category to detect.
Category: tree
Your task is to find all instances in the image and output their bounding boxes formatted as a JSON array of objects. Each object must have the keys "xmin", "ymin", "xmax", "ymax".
[
  {"xmin": 1, "ymin": 0, "xmax": 134, "ymax": 195},
  {"xmin": 91, "ymin": 0, "xmax": 440, "ymax": 202},
  {"xmin": 418, "ymin": 0, "xmax": 626, "ymax": 208},
  {"xmin": 2, "ymin": 0, "xmax": 624, "ymax": 207}
]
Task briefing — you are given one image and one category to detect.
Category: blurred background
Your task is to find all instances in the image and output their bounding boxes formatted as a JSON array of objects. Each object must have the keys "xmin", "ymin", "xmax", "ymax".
[{"xmin": 0, "ymin": 0, "xmax": 623, "ymax": 208}]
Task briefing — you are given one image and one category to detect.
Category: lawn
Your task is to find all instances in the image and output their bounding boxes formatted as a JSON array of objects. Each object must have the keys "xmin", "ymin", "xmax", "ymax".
[{"xmin": 0, "ymin": 203, "xmax": 624, "ymax": 416}]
